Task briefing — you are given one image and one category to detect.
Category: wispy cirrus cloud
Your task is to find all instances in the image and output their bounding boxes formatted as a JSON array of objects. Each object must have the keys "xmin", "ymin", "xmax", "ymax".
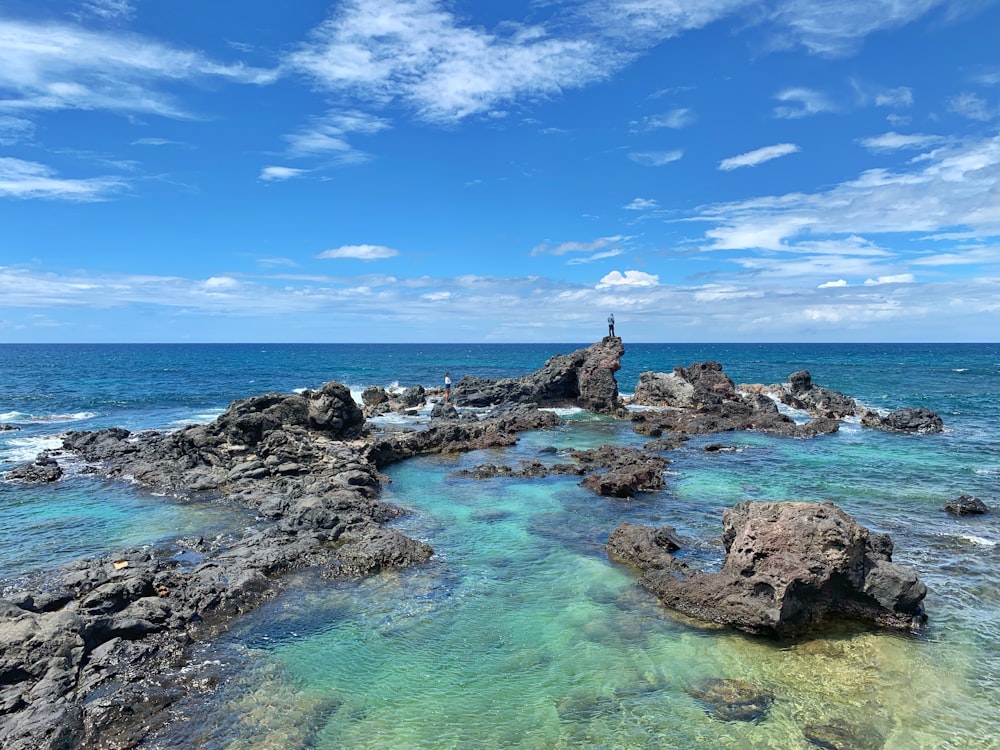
[
  {"xmin": 531, "ymin": 235, "xmax": 623, "ymax": 257},
  {"xmin": 80, "ymin": 0, "xmax": 136, "ymax": 21},
  {"xmin": 282, "ymin": 109, "xmax": 390, "ymax": 163},
  {"xmin": 0, "ymin": 157, "xmax": 127, "ymax": 201},
  {"xmin": 859, "ymin": 131, "xmax": 947, "ymax": 151},
  {"xmin": 632, "ymin": 107, "xmax": 695, "ymax": 131},
  {"xmin": 0, "ymin": 18, "xmax": 278, "ymax": 119},
  {"xmin": 719, "ymin": 143, "xmax": 799, "ymax": 170},
  {"xmin": 773, "ymin": 87, "xmax": 835, "ymax": 118},
  {"xmin": 317, "ymin": 244, "xmax": 399, "ymax": 261},
  {"xmin": 628, "ymin": 150, "xmax": 683, "ymax": 167}
]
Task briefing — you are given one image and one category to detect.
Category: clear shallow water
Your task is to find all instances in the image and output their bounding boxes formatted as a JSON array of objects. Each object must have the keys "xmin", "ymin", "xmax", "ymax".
[{"xmin": 2, "ymin": 343, "xmax": 1000, "ymax": 747}]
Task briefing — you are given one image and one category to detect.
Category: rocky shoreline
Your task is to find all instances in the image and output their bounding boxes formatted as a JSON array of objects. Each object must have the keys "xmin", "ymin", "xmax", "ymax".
[{"xmin": 0, "ymin": 339, "xmax": 945, "ymax": 748}]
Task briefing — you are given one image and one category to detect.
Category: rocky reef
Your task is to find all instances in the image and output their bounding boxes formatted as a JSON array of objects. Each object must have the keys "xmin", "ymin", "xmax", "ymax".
[
  {"xmin": 0, "ymin": 341, "xmax": 946, "ymax": 747},
  {"xmin": 608, "ymin": 500, "xmax": 927, "ymax": 638}
]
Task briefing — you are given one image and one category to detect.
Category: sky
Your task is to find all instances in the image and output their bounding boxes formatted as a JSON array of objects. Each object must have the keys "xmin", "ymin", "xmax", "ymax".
[{"xmin": 1, "ymin": 0, "xmax": 999, "ymax": 343}]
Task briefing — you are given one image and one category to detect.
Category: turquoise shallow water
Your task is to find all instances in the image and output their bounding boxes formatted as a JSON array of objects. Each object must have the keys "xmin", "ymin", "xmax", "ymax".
[{"xmin": 2, "ymin": 343, "xmax": 1000, "ymax": 747}]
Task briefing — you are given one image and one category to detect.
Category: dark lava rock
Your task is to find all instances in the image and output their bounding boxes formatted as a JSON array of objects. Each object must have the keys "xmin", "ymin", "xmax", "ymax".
[
  {"xmin": 606, "ymin": 522, "xmax": 682, "ymax": 569},
  {"xmin": 861, "ymin": 407, "xmax": 944, "ymax": 434},
  {"xmin": 0, "ymin": 423, "xmax": 20, "ymax": 431},
  {"xmin": 944, "ymin": 493, "xmax": 990, "ymax": 515},
  {"xmin": 452, "ymin": 338, "xmax": 625, "ymax": 414},
  {"xmin": 6, "ymin": 456, "xmax": 63, "ymax": 483},
  {"xmin": 572, "ymin": 445, "xmax": 669, "ymax": 498},
  {"xmin": 615, "ymin": 500, "xmax": 927, "ymax": 638},
  {"xmin": 687, "ymin": 677, "xmax": 774, "ymax": 722},
  {"xmin": 632, "ymin": 361, "xmax": 736, "ymax": 408}
]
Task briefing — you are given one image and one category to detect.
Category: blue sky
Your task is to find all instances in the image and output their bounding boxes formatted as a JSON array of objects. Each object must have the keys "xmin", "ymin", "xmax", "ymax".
[{"xmin": 1, "ymin": 0, "xmax": 999, "ymax": 343}]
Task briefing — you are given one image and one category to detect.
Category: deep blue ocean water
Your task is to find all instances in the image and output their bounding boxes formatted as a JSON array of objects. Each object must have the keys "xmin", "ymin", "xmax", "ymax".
[{"xmin": 2, "ymin": 342, "xmax": 999, "ymax": 748}]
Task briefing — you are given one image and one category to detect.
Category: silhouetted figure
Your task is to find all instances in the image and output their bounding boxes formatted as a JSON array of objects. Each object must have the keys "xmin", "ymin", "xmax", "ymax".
[{"xmin": 608, "ymin": 313, "xmax": 615, "ymax": 337}]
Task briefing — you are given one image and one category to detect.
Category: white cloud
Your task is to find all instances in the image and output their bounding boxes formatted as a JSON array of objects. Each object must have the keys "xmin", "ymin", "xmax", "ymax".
[
  {"xmin": 773, "ymin": 87, "xmax": 834, "ymax": 118},
  {"xmin": 289, "ymin": 0, "xmax": 611, "ymax": 124},
  {"xmin": 864, "ymin": 274, "xmax": 916, "ymax": 285},
  {"xmin": 531, "ymin": 235, "xmax": 623, "ymax": 256},
  {"xmin": 639, "ymin": 108, "xmax": 695, "ymax": 130},
  {"xmin": 259, "ymin": 166, "xmax": 307, "ymax": 181},
  {"xmin": 0, "ymin": 157, "xmax": 126, "ymax": 201},
  {"xmin": 697, "ymin": 132, "xmax": 1000, "ymax": 254},
  {"xmin": 719, "ymin": 143, "xmax": 799, "ymax": 170},
  {"xmin": 0, "ymin": 18, "xmax": 278, "ymax": 119},
  {"xmin": 283, "ymin": 109, "xmax": 390, "ymax": 161},
  {"xmin": 81, "ymin": 0, "xmax": 136, "ymax": 20},
  {"xmin": 948, "ymin": 92, "xmax": 995, "ymax": 121},
  {"xmin": 598, "ymin": 270, "xmax": 659, "ymax": 287},
  {"xmin": 860, "ymin": 132, "xmax": 946, "ymax": 151},
  {"xmin": 628, "ymin": 150, "xmax": 683, "ymax": 167},
  {"xmin": 567, "ymin": 249, "xmax": 624, "ymax": 264},
  {"xmin": 317, "ymin": 244, "xmax": 399, "ymax": 261},
  {"xmin": 818, "ymin": 279, "xmax": 849, "ymax": 288},
  {"xmin": 762, "ymin": 0, "xmax": 951, "ymax": 57},
  {"xmin": 0, "ymin": 115, "xmax": 34, "ymax": 145},
  {"xmin": 203, "ymin": 276, "xmax": 240, "ymax": 290},
  {"xmin": 874, "ymin": 86, "xmax": 914, "ymax": 108},
  {"xmin": 624, "ymin": 197, "xmax": 658, "ymax": 211}
]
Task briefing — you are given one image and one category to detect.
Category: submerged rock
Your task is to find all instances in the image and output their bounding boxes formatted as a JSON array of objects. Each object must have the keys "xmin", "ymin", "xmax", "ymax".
[
  {"xmin": 803, "ymin": 719, "xmax": 886, "ymax": 750},
  {"xmin": 687, "ymin": 677, "xmax": 774, "ymax": 722},
  {"xmin": 609, "ymin": 500, "xmax": 927, "ymax": 638}
]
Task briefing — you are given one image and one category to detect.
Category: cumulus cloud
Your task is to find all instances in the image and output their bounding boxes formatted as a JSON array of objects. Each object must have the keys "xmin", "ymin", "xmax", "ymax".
[
  {"xmin": 317, "ymin": 244, "xmax": 399, "ymax": 261},
  {"xmin": 628, "ymin": 150, "xmax": 683, "ymax": 167},
  {"xmin": 865, "ymin": 274, "xmax": 915, "ymax": 285},
  {"xmin": 818, "ymin": 279, "xmax": 849, "ymax": 288},
  {"xmin": 259, "ymin": 166, "xmax": 307, "ymax": 181},
  {"xmin": 624, "ymin": 197, "xmax": 658, "ymax": 210},
  {"xmin": 598, "ymin": 270, "xmax": 659, "ymax": 287},
  {"xmin": 719, "ymin": 143, "xmax": 799, "ymax": 170}
]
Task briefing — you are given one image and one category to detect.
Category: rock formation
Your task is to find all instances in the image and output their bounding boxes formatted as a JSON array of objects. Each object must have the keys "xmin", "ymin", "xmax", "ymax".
[
  {"xmin": 861, "ymin": 407, "xmax": 944, "ymax": 434},
  {"xmin": 608, "ymin": 500, "xmax": 927, "ymax": 638},
  {"xmin": 452, "ymin": 337, "xmax": 625, "ymax": 414},
  {"xmin": 944, "ymin": 493, "xmax": 990, "ymax": 515}
]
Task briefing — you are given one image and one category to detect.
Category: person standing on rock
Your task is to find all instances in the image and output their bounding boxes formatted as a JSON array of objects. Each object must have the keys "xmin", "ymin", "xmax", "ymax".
[
  {"xmin": 608, "ymin": 313, "xmax": 615, "ymax": 337},
  {"xmin": 444, "ymin": 372, "xmax": 452, "ymax": 403}
]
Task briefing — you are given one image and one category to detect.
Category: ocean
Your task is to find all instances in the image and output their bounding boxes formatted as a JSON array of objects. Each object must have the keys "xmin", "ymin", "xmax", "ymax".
[{"xmin": 2, "ymin": 342, "xmax": 999, "ymax": 748}]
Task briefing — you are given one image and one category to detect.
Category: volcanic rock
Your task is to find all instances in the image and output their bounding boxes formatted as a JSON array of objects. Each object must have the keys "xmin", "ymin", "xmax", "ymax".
[
  {"xmin": 944, "ymin": 493, "xmax": 990, "ymax": 515},
  {"xmin": 609, "ymin": 500, "xmax": 927, "ymax": 637}
]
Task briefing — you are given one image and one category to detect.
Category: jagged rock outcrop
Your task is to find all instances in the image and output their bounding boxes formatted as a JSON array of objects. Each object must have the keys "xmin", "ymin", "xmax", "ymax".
[
  {"xmin": 772, "ymin": 370, "xmax": 860, "ymax": 419},
  {"xmin": 861, "ymin": 407, "xmax": 944, "ymax": 434},
  {"xmin": 608, "ymin": 500, "xmax": 927, "ymax": 638},
  {"xmin": 944, "ymin": 493, "xmax": 990, "ymax": 515},
  {"xmin": 632, "ymin": 361, "xmax": 736, "ymax": 408},
  {"xmin": 452, "ymin": 337, "xmax": 625, "ymax": 414},
  {"xmin": 628, "ymin": 362, "xmax": 840, "ymax": 440},
  {"xmin": 6, "ymin": 456, "xmax": 62, "ymax": 483}
]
